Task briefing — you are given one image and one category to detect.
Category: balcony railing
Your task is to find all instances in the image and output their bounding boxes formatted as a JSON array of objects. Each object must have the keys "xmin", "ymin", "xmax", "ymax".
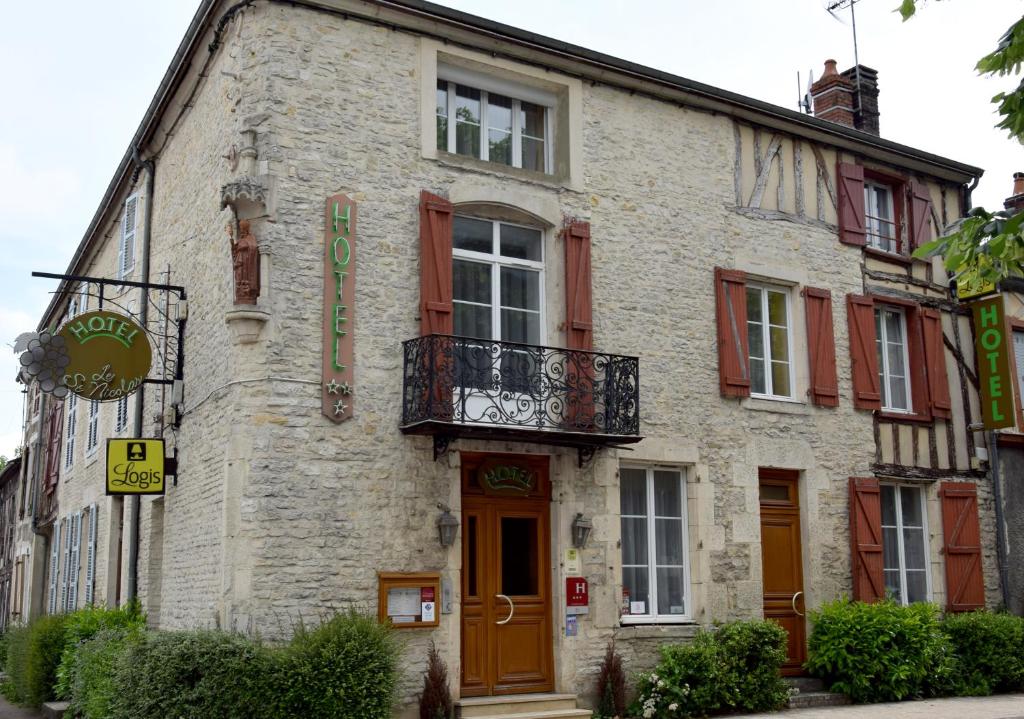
[{"xmin": 401, "ymin": 334, "xmax": 641, "ymax": 456}]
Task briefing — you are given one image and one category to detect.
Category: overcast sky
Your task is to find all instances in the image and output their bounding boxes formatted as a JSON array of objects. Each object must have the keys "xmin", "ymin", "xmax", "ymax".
[{"xmin": 1, "ymin": 0, "xmax": 1021, "ymax": 457}]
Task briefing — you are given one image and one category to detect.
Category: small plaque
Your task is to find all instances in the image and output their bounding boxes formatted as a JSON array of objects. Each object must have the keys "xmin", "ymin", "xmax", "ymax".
[
  {"xmin": 630, "ymin": 601, "xmax": 646, "ymax": 615},
  {"xmin": 565, "ymin": 615, "xmax": 578, "ymax": 637},
  {"xmin": 564, "ymin": 548, "xmax": 580, "ymax": 574}
]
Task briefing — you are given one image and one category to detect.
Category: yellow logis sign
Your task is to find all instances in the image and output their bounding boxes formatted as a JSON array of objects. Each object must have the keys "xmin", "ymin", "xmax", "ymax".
[
  {"xmin": 58, "ymin": 310, "xmax": 152, "ymax": 401},
  {"xmin": 106, "ymin": 439, "xmax": 165, "ymax": 495}
]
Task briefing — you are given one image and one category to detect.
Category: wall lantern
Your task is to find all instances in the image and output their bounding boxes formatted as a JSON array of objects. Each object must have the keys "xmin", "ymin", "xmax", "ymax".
[
  {"xmin": 437, "ymin": 503, "xmax": 459, "ymax": 547},
  {"xmin": 571, "ymin": 512, "xmax": 593, "ymax": 549}
]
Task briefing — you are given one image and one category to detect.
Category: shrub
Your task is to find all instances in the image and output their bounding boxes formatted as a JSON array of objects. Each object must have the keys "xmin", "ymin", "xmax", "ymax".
[
  {"xmin": 0, "ymin": 629, "xmax": 9, "ymax": 671},
  {"xmin": 805, "ymin": 598, "xmax": 950, "ymax": 703},
  {"xmin": 271, "ymin": 610, "xmax": 399, "ymax": 719},
  {"xmin": 56, "ymin": 602, "xmax": 146, "ymax": 699},
  {"xmin": 68, "ymin": 628, "xmax": 141, "ymax": 719},
  {"xmin": 941, "ymin": 611, "xmax": 1024, "ymax": 696},
  {"xmin": 594, "ymin": 640, "xmax": 626, "ymax": 719},
  {"xmin": 715, "ymin": 620, "xmax": 790, "ymax": 712},
  {"xmin": 2, "ymin": 623, "xmax": 30, "ymax": 703},
  {"xmin": 418, "ymin": 641, "xmax": 452, "ymax": 719},
  {"xmin": 109, "ymin": 630, "xmax": 273, "ymax": 719},
  {"xmin": 4, "ymin": 614, "xmax": 69, "ymax": 707}
]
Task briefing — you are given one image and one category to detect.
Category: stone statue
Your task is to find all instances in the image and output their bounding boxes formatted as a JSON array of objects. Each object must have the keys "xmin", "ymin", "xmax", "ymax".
[{"xmin": 232, "ymin": 219, "xmax": 260, "ymax": 305}]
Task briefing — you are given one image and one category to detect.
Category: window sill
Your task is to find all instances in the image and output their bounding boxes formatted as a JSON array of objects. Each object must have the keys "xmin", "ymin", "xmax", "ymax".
[
  {"xmin": 432, "ymin": 151, "xmax": 569, "ymax": 190},
  {"xmin": 615, "ymin": 623, "xmax": 699, "ymax": 641},
  {"xmin": 863, "ymin": 246, "xmax": 913, "ymax": 266},
  {"xmin": 877, "ymin": 410, "xmax": 932, "ymax": 425},
  {"xmin": 741, "ymin": 396, "xmax": 810, "ymax": 415}
]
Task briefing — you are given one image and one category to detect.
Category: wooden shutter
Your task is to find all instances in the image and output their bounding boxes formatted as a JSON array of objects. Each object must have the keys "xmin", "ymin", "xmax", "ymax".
[
  {"xmin": 904, "ymin": 305, "xmax": 932, "ymax": 421},
  {"xmin": 563, "ymin": 221, "xmax": 593, "ymax": 351},
  {"xmin": 837, "ymin": 163, "xmax": 866, "ymax": 247},
  {"xmin": 846, "ymin": 294, "xmax": 881, "ymax": 410},
  {"xmin": 908, "ymin": 181, "xmax": 933, "ymax": 251},
  {"xmin": 920, "ymin": 308, "xmax": 952, "ymax": 419},
  {"xmin": 940, "ymin": 482, "xmax": 985, "ymax": 612},
  {"xmin": 119, "ymin": 194, "xmax": 139, "ymax": 280},
  {"xmin": 85, "ymin": 504, "xmax": 98, "ymax": 605},
  {"xmin": 418, "ymin": 191, "xmax": 453, "ymax": 336},
  {"xmin": 849, "ymin": 477, "xmax": 885, "ymax": 603},
  {"xmin": 715, "ymin": 268, "xmax": 750, "ymax": 397},
  {"xmin": 804, "ymin": 287, "xmax": 839, "ymax": 407},
  {"xmin": 43, "ymin": 402, "xmax": 64, "ymax": 494},
  {"xmin": 47, "ymin": 519, "xmax": 61, "ymax": 615}
]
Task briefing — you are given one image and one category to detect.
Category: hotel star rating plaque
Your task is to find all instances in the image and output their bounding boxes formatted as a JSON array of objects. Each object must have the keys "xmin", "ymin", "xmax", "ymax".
[{"xmin": 322, "ymin": 194, "xmax": 356, "ymax": 423}]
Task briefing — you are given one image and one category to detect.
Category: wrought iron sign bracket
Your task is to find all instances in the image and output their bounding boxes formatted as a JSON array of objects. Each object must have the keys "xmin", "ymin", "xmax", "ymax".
[
  {"xmin": 433, "ymin": 435, "xmax": 453, "ymax": 462},
  {"xmin": 577, "ymin": 446, "xmax": 598, "ymax": 469}
]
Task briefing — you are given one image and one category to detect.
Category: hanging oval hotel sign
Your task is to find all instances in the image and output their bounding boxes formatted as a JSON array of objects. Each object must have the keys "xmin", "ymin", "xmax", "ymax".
[{"xmin": 57, "ymin": 310, "xmax": 152, "ymax": 401}]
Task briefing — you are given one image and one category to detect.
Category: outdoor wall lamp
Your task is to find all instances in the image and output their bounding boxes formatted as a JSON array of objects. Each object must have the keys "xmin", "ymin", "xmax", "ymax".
[
  {"xmin": 571, "ymin": 512, "xmax": 593, "ymax": 549},
  {"xmin": 437, "ymin": 503, "xmax": 459, "ymax": 547}
]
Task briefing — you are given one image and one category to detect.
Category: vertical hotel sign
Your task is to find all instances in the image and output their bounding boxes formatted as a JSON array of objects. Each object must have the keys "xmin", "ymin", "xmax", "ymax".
[
  {"xmin": 322, "ymin": 194, "xmax": 355, "ymax": 422},
  {"xmin": 971, "ymin": 295, "xmax": 1014, "ymax": 429}
]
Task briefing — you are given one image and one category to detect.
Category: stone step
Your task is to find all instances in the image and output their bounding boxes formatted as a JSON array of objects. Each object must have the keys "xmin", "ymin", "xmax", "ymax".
[
  {"xmin": 457, "ymin": 693, "xmax": 582, "ymax": 718},
  {"xmin": 41, "ymin": 701, "xmax": 71, "ymax": 718},
  {"xmin": 788, "ymin": 690, "xmax": 851, "ymax": 709},
  {"xmin": 785, "ymin": 676, "xmax": 826, "ymax": 694}
]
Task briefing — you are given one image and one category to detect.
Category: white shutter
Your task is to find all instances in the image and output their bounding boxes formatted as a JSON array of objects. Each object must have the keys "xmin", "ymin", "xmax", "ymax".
[
  {"xmin": 47, "ymin": 519, "xmax": 62, "ymax": 614},
  {"xmin": 66, "ymin": 512, "xmax": 83, "ymax": 611},
  {"xmin": 59, "ymin": 516, "xmax": 73, "ymax": 613},
  {"xmin": 86, "ymin": 401, "xmax": 99, "ymax": 453},
  {"xmin": 119, "ymin": 195, "xmax": 139, "ymax": 280},
  {"xmin": 65, "ymin": 394, "xmax": 77, "ymax": 468},
  {"xmin": 1014, "ymin": 331, "xmax": 1024, "ymax": 399},
  {"xmin": 116, "ymin": 396, "xmax": 128, "ymax": 433},
  {"xmin": 85, "ymin": 504, "xmax": 98, "ymax": 605}
]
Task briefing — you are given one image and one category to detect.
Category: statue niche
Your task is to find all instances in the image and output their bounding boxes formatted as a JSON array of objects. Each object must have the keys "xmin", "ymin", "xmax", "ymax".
[{"xmin": 231, "ymin": 219, "xmax": 260, "ymax": 305}]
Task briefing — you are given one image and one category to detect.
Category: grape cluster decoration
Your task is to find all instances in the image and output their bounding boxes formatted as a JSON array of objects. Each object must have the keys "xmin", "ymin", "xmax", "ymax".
[{"xmin": 19, "ymin": 331, "xmax": 71, "ymax": 398}]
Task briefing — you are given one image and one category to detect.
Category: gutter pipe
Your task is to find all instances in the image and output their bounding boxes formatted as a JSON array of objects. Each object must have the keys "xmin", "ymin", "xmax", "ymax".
[{"xmin": 988, "ymin": 432, "xmax": 1012, "ymax": 610}]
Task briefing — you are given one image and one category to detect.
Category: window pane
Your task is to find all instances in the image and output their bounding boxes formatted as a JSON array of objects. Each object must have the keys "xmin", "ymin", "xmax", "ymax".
[
  {"xmin": 500, "ymin": 224, "xmax": 542, "ymax": 261},
  {"xmin": 489, "ymin": 129, "xmax": 512, "ymax": 165},
  {"xmin": 501, "ymin": 517, "xmax": 538, "ymax": 596},
  {"xmin": 657, "ymin": 567, "xmax": 686, "ymax": 615},
  {"xmin": 883, "ymin": 526, "xmax": 900, "ymax": 570},
  {"xmin": 620, "ymin": 468, "xmax": 647, "ymax": 515},
  {"xmin": 521, "ymin": 101, "xmax": 545, "ymax": 139},
  {"xmin": 622, "ymin": 567, "xmax": 649, "ymax": 614},
  {"xmin": 750, "ymin": 357, "xmax": 766, "ymax": 395},
  {"xmin": 881, "ymin": 485, "xmax": 897, "ymax": 526},
  {"xmin": 884, "ymin": 569, "xmax": 902, "ymax": 602},
  {"xmin": 487, "ymin": 93, "xmax": 512, "ymax": 133},
  {"xmin": 900, "ymin": 487, "xmax": 923, "ymax": 527},
  {"xmin": 621, "ymin": 517, "xmax": 648, "ymax": 565},
  {"xmin": 455, "ymin": 85, "xmax": 481, "ymax": 158},
  {"xmin": 767, "ymin": 291, "xmax": 787, "ymax": 326},
  {"xmin": 746, "ymin": 288, "xmax": 762, "ymax": 324},
  {"xmin": 748, "ymin": 320, "xmax": 764, "ymax": 359},
  {"xmin": 522, "ymin": 137, "xmax": 545, "ymax": 172},
  {"xmin": 885, "ymin": 310, "xmax": 904, "ymax": 345},
  {"xmin": 653, "ymin": 471, "xmax": 682, "ymax": 517},
  {"xmin": 454, "ymin": 303, "xmax": 491, "ymax": 339},
  {"xmin": 500, "ymin": 309, "xmax": 539, "ymax": 344},
  {"xmin": 436, "ymin": 81, "xmax": 448, "ymax": 151},
  {"xmin": 655, "ymin": 518, "xmax": 683, "ymax": 565},
  {"xmin": 769, "ymin": 326, "xmax": 789, "ymax": 362},
  {"xmin": 905, "ymin": 570, "xmax": 928, "ymax": 604},
  {"xmin": 1014, "ymin": 331, "xmax": 1024, "ymax": 389},
  {"xmin": 453, "ymin": 217, "xmax": 493, "ymax": 254},
  {"xmin": 771, "ymin": 361, "xmax": 791, "ymax": 397},
  {"xmin": 500, "ymin": 267, "xmax": 540, "ymax": 310},
  {"xmin": 903, "ymin": 527, "xmax": 927, "ymax": 570},
  {"xmin": 453, "ymin": 260, "xmax": 491, "ymax": 304},
  {"xmin": 889, "ymin": 375, "xmax": 908, "ymax": 410}
]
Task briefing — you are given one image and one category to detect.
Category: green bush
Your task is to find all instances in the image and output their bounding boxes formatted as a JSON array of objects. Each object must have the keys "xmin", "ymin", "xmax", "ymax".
[
  {"xmin": 56, "ymin": 602, "xmax": 146, "ymax": 699},
  {"xmin": 68, "ymin": 629, "xmax": 141, "ymax": 719},
  {"xmin": 109, "ymin": 630, "xmax": 274, "ymax": 719},
  {"xmin": 805, "ymin": 599, "xmax": 951, "ymax": 703},
  {"xmin": 4, "ymin": 614, "xmax": 69, "ymax": 707},
  {"xmin": 0, "ymin": 629, "xmax": 9, "ymax": 671},
  {"xmin": 631, "ymin": 620, "xmax": 790, "ymax": 718},
  {"xmin": 271, "ymin": 610, "xmax": 399, "ymax": 719},
  {"xmin": 942, "ymin": 611, "xmax": 1024, "ymax": 696}
]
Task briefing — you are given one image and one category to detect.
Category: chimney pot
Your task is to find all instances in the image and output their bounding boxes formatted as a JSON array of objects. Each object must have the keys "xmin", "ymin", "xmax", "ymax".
[
  {"xmin": 823, "ymin": 59, "xmax": 839, "ymax": 77},
  {"xmin": 810, "ymin": 59, "xmax": 855, "ymax": 129}
]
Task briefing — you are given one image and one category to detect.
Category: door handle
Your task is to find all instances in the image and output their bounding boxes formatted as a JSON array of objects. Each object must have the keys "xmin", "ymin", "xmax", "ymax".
[
  {"xmin": 496, "ymin": 594, "xmax": 514, "ymax": 625},
  {"xmin": 791, "ymin": 591, "xmax": 804, "ymax": 617}
]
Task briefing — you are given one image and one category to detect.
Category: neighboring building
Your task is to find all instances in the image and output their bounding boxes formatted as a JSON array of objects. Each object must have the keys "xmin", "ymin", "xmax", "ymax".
[{"xmin": 7, "ymin": 1, "xmax": 1008, "ymax": 715}]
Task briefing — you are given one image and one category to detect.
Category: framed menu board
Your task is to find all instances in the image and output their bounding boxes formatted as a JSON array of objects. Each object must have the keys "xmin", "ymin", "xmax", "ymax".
[{"xmin": 377, "ymin": 572, "xmax": 441, "ymax": 628}]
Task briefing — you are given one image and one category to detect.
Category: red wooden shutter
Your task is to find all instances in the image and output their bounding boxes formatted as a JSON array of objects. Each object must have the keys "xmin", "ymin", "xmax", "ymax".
[
  {"xmin": 849, "ymin": 477, "xmax": 885, "ymax": 603},
  {"xmin": 564, "ymin": 220, "xmax": 593, "ymax": 351},
  {"xmin": 908, "ymin": 181, "xmax": 933, "ymax": 251},
  {"xmin": 419, "ymin": 191, "xmax": 453, "ymax": 336},
  {"xmin": 715, "ymin": 268, "xmax": 750, "ymax": 398},
  {"xmin": 920, "ymin": 308, "xmax": 952, "ymax": 419},
  {"xmin": 837, "ymin": 162, "xmax": 866, "ymax": 247},
  {"xmin": 43, "ymin": 402, "xmax": 64, "ymax": 494},
  {"xmin": 804, "ymin": 287, "xmax": 839, "ymax": 407},
  {"xmin": 940, "ymin": 482, "xmax": 985, "ymax": 612},
  {"xmin": 846, "ymin": 294, "xmax": 881, "ymax": 410}
]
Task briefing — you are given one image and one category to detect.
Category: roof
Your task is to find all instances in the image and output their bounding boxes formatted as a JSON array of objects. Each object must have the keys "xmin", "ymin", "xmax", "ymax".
[{"xmin": 41, "ymin": 0, "xmax": 984, "ymax": 326}]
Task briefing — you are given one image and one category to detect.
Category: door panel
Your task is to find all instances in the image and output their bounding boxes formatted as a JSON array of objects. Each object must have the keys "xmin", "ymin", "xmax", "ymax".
[{"xmin": 759, "ymin": 468, "xmax": 806, "ymax": 675}]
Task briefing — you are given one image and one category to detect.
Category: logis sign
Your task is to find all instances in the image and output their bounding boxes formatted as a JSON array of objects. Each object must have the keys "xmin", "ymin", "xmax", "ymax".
[
  {"xmin": 58, "ymin": 310, "xmax": 152, "ymax": 402},
  {"xmin": 322, "ymin": 194, "xmax": 356, "ymax": 422},
  {"xmin": 106, "ymin": 438, "xmax": 165, "ymax": 495},
  {"xmin": 971, "ymin": 295, "xmax": 1015, "ymax": 430}
]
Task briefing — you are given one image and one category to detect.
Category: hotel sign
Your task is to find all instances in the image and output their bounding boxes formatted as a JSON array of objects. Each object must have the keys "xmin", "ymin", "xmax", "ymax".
[
  {"xmin": 322, "ymin": 194, "xmax": 356, "ymax": 423},
  {"xmin": 58, "ymin": 310, "xmax": 152, "ymax": 401},
  {"xmin": 106, "ymin": 438, "xmax": 165, "ymax": 495},
  {"xmin": 971, "ymin": 295, "xmax": 1015, "ymax": 429}
]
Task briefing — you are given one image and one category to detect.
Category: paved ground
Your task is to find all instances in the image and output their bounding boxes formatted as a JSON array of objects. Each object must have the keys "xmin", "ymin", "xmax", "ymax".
[
  {"xmin": 736, "ymin": 694, "xmax": 1024, "ymax": 719},
  {"xmin": 0, "ymin": 695, "xmax": 39, "ymax": 719}
]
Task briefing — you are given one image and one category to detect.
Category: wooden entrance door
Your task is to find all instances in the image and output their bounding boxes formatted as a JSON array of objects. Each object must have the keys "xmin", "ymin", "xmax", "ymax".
[
  {"xmin": 758, "ymin": 468, "xmax": 806, "ymax": 675},
  {"xmin": 461, "ymin": 454, "xmax": 553, "ymax": 697}
]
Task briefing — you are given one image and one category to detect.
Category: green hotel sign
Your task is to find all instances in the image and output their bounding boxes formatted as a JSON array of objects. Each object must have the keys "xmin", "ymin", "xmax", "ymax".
[{"xmin": 971, "ymin": 295, "xmax": 1015, "ymax": 430}]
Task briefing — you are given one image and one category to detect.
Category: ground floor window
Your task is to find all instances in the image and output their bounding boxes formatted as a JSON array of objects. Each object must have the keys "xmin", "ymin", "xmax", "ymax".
[
  {"xmin": 881, "ymin": 483, "xmax": 930, "ymax": 604},
  {"xmin": 620, "ymin": 466, "xmax": 690, "ymax": 622}
]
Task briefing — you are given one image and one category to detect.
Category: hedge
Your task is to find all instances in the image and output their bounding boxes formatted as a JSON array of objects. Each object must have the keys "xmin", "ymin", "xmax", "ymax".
[
  {"xmin": 3, "ymin": 614, "xmax": 69, "ymax": 708},
  {"xmin": 941, "ymin": 611, "xmax": 1024, "ymax": 696}
]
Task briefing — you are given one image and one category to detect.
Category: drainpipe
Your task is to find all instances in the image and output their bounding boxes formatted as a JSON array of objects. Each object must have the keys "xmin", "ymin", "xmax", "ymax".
[
  {"xmin": 125, "ymin": 153, "xmax": 155, "ymax": 604},
  {"xmin": 988, "ymin": 432, "xmax": 1011, "ymax": 610},
  {"xmin": 962, "ymin": 176, "xmax": 980, "ymax": 214}
]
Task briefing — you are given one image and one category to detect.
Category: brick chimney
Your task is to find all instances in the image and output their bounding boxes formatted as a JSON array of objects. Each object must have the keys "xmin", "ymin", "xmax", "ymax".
[
  {"xmin": 811, "ymin": 60, "xmax": 855, "ymax": 128},
  {"xmin": 1005, "ymin": 172, "xmax": 1024, "ymax": 213},
  {"xmin": 842, "ymin": 65, "xmax": 880, "ymax": 136}
]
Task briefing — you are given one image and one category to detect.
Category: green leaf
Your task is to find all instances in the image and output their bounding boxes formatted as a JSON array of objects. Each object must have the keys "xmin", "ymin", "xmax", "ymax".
[{"xmin": 897, "ymin": 0, "xmax": 918, "ymax": 21}]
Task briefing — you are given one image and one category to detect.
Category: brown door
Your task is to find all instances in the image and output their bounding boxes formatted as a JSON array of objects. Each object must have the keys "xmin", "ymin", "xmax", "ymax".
[
  {"xmin": 461, "ymin": 454, "xmax": 553, "ymax": 697},
  {"xmin": 758, "ymin": 468, "xmax": 806, "ymax": 675}
]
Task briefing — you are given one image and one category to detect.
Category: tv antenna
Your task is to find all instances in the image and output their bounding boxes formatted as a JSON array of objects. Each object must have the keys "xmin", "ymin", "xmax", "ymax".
[
  {"xmin": 797, "ymin": 69, "xmax": 814, "ymax": 114},
  {"xmin": 824, "ymin": 0, "xmax": 863, "ymax": 114}
]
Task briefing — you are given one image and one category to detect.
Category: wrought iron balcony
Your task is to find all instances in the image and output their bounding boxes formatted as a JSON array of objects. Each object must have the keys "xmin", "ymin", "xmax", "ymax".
[{"xmin": 401, "ymin": 334, "xmax": 641, "ymax": 460}]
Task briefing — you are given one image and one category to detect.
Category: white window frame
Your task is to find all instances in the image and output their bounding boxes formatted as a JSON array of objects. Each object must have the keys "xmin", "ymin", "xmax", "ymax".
[
  {"xmin": 436, "ymin": 70, "xmax": 554, "ymax": 174},
  {"xmin": 85, "ymin": 400, "xmax": 100, "ymax": 456},
  {"xmin": 880, "ymin": 483, "xmax": 932, "ymax": 605},
  {"xmin": 876, "ymin": 306, "xmax": 913, "ymax": 413},
  {"xmin": 64, "ymin": 394, "xmax": 78, "ymax": 469},
  {"xmin": 864, "ymin": 180, "xmax": 898, "ymax": 253},
  {"xmin": 619, "ymin": 465, "xmax": 692, "ymax": 624},
  {"xmin": 746, "ymin": 283, "xmax": 795, "ymax": 401}
]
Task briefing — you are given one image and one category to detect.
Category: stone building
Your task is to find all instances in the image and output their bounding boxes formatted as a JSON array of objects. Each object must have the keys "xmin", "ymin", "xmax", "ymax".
[{"xmin": 6, "ymin": 0, "xmax": 1011, "ymax": 715}]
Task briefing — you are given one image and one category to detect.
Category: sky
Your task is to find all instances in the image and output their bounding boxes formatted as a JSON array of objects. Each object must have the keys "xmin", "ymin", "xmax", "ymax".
[{"xmin": 1, "ymin": 0, "xmax": 1021, "ymax": 458}]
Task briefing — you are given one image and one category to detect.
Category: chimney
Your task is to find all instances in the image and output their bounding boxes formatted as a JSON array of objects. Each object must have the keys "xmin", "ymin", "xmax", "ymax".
[
  {"xmin": 841, "ymin": 65, "xmax": 880, "ymax": 136},
  {"xmin": 1005, "ymin": 172, "xmax": 1024, "ymax": 213},
  {"xmin": 810, "ymin": 60, "xmax": 855, "ymax": 128}
]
